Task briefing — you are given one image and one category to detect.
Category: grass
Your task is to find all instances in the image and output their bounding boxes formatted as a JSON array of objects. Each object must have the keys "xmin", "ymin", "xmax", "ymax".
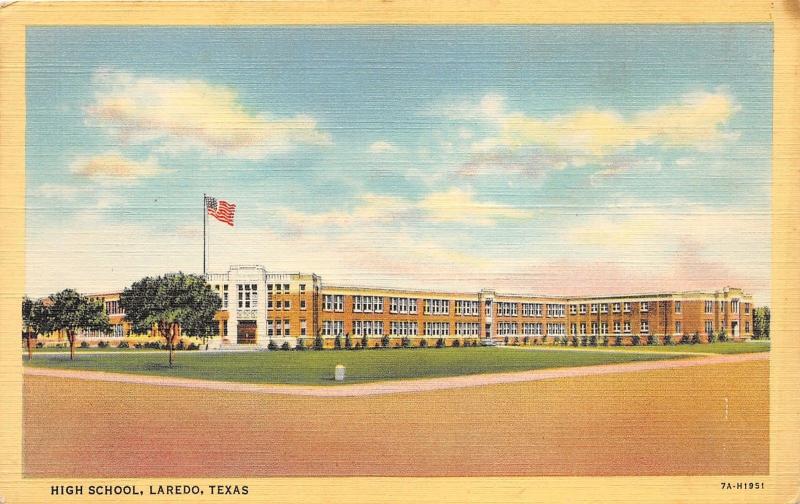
[
  {"xmin": 23, "ymin": 347, "xmax": 687, "ymax": 385},
  {"xmin": 30, "ymin": 346, "xmax": 133, "ymax": 353},
  {"xmin": 550, "ymin": 340, "xmax": 770, "ymax": 354}
]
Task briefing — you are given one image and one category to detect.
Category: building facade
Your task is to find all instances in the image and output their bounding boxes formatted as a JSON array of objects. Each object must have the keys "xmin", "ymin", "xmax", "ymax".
[{"xmin": 75, "ymin": 265, "xmax": 754, "ymax": 348}]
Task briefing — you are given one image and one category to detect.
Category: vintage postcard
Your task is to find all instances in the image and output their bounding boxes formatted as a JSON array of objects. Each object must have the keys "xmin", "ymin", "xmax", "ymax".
[{"xmin": 1, "ymin": 1, "xmax": 798, "ymax": 503}]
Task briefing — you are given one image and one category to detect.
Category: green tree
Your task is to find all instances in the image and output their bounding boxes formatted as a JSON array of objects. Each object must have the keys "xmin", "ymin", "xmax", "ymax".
[
  {"xmin": 345, "ymin": 333, "xmax": 352, "ymax": 350},
  {"xmin": 47, "ymin": 289, "xmax": 110, "ymax": 361},
  {"xmin": 718, "ymin": 328, "xmax": 728, "ymax": 343},
  {"xmin": 334, "ymin": 334, "xmax": 342, "ymax": 350},
  {"xmin": 21, "ymin": 297, "xmax": 50, "ymax": 361},
  {"xmin": 361, "ymin": 334, "xmax": 368, "ymax": 349},
  {"xmin": 753, "ymin": 306, "xmax": 770, "ymax": 339},
  {"xmin": 313, "ymin": 330, "xmax": 324, "ymax": 350},
  {"xmin": 119, "ymin": 273, "xmax": 220, "ymax": 367}
]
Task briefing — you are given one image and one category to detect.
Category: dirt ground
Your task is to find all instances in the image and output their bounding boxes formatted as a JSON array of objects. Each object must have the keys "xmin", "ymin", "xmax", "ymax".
[{"xmin": 23, "ymin": 359, "xmax": 768, "ymax": 477}]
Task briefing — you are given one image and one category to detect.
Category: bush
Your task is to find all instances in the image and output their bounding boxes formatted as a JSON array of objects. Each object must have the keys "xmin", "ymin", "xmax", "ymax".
[
  {"xmin": 513, "ymin": 337, "xmax": 520, "ymax": 346},
  {"xmin": 267, "ymin": 340, "xmax": 277, "ymax": 351},
  {"xmin": 334, "ymin": 334, "xmax": 342, "ymax": 350},
  {"xmin": 523, "ymin": 336, "xmax": 529, "ymax": 345},
  {"xmin": 381, "ymin": 335, "xmax": 390, "ymax": 348},
  {"xmin": 541, "ymin": 334, "xmax": 548, "ymax": 344},
  {"xmin": 472, "ymin": 341, "xmax": 478, "ymax": 347},
  {"xmin": 80, "ymin": 341, "xmax": 90, "ymax": 348},
  {"xmin": 354, "ymin": 342, "xmax": 361, "ymax": 349},
  {"xmin": 97, "ymin": 340, "xmax": 109, "ymax": 348},
  {"xmin": 646, "ymin": 334, "xmax": 656, "ymax": 346},
  {"xmin": 503, "ymin": 336, "xmax": 509, "ymax": 346},
  {"xmin": 680, "ymin": 333, "xmax": 690, "ymax": 345},
  {"xmin": 345, "ymin": 334, "xmax": 352, "ymax": 350},
  {"xmin": 176, "ymin": 340, "xmax": 186, "ymax": 350},
  {"xmin": 314, "ymin": 334, "xmax": 324, "ymax": 351},
  {"xmin": 436, "ymin": 338, "xmax": 445, "ymax": 348},
  {"xmin": 631, "ymin": 335, "xmax": 641, "ymax": 346},
  {"xmin": 615, "ymin": 334, "xmax": 622, "ymax": 346},
  {"xmin": 663, "ymin": 334, "xmax": 673, "ymax": 346},
  {"xmin": 452, "ymin": 339, "xmax": 461, "ymax": 348},
  {"xmin": 602, "ymin": 335, "xmax": 609, "ymax": 346},
  {"xmin": 295, "ymin": 339, "xmax": 306, "ymax": 351},
  {"xmin": 571, "ymin": 336, "xmax": 579, "ymax": 347},
  {"xmin": 580, "ymin": 335, "xmax": 588, "ymax": 347},
  {"xmin": 36, "ymin": 342, "xmax": 44, "ymax": 348},
  {"xmin": 402, "ymin": 336, "xmax": 411, "ymax": 348},
  {"xmin": 589, "ymin": 335, "xmax": 598, "ymax": 347},
  {"xmin": 419, "ymin": 339, "xmax": 428, "ymax": 348},
  {"xmin": 187, "ymin": 342, "xmax": 199, "ymax": 350},
  {"xmin": 692, "ymin": 332, "xmax": 701, "ymax": 345},
  {"xmin": 361, "ymin": 334, "xmax": 368, "ymax": 349},
  {"xmin": 281, "ymin": 341, "xmax": 291, "ymax": 351},
  {"xmin": 117, "ymin": 341, "xmax": 129, "ymax": 349},
  {"xmin": 718, "ymin": 329, "xmax": 728, "ymax": 342}
]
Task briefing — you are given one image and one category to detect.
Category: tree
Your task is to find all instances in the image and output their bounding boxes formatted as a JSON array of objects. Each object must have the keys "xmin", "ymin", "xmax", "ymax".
[
  {"xmin": 119, "ymin": 273, "xmax": 220, "ymax": 368},
  {"xmin": 334, "ymin": 334, "xmax": 342, "ymax": 350},
  {"xmin": 47, "ymin": 289, "xmax": 109, "ymax": 361},
  {"xmin": 753, "ymin": 306, "xmax": 770, "ymax": 339},
  {"xmin": 313, "ymin": 330, "xmax": 324, "ymax": 350},
  {"xmin": 361, "ymin": 334, "xmax": 368, "ymax": 349},
  {"xmin": 345, "ymin": 333, "xmax": 352, "ymax": 350},
  {"xmin": 718, "ymin": 328, "xmax": 728, "ymax": 343},
  {"xmin": 21, "ymin": 297, "xmax": 49, "ymax": 361}
]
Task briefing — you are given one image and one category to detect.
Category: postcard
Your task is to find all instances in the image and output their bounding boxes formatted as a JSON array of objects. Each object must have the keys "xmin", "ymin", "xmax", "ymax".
[{"xmin": 1, "ymin": 1, "xmax": 798, "ymax": 503}]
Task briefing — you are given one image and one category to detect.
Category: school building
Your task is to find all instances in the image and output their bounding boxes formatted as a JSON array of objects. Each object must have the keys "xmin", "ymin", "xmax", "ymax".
[{"xmin": 82, "ymin": 264, "xmax": 754, "ymax": 348}]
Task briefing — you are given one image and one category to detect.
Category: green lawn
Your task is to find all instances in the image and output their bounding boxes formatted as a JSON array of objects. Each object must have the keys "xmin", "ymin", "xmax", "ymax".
[
  {"xmin": 29, "ymin": 346, "xmax": 133, "ymax": 353},
  {"xmin": 549, "ymin": 341, "xmax": 770, "ymax": 354},
  {"xmin": 23, "ymin": 347, "xmax": 688, "ymax": 385}
]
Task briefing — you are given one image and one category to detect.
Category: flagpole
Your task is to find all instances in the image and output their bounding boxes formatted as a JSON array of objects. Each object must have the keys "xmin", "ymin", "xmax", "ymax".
[{"xmin": 203, "ymin": 193, "xmax": 207, "ymax": 277}]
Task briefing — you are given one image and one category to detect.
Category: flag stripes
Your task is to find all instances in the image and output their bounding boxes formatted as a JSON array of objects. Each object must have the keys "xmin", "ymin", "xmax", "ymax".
[{"xmin": 205, "ymin": 196, "xmax": 236, "ymax": 226}]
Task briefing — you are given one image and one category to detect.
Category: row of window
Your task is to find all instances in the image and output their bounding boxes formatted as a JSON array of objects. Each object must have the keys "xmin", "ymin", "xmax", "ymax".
[
  {"xmin": 352, "ymin": 320, "xmax": 384, "ymax": 336},
  {"xmin": 497, "ymin": 323, "xmax": 567, "ymax": 336},
  {"xmin": 424, "ymin": 299, "xmax": 450, "ymax": 315},
  {"xmin": 353, "ymin": 295, "xmax": 384, "ymax": 313},
  {"xmin": 389, "ymin": 297, "xmax": 418, "ymax": 314},
  {"xmin": 455, "ymin": 300, "xmax": 480, "ymax": 316},
  {"xmin": 267, "ymin": 283, "xmax": 306, "ymax": 293},
  {"xmin": 456, "ymin": 322, "xmax": 480, "ymax": 336},
  {"xmin": 267, "ymin": 319, "xmax": 308, "ymax": 337}
]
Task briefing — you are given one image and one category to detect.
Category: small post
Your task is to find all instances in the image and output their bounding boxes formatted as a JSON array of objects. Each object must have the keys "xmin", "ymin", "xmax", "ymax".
[{"xmin": 334, "ymin": 364, "xmax": 345, "ymax": 382}]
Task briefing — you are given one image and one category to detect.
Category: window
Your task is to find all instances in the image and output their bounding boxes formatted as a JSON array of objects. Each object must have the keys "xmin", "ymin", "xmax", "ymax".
[
  {"xmin": 546, "ymin": 323, "xmax": 565, "ymax": 336},
  {"xmin": 267, "ymin": 284, "xmax": 273, "ymax": 292},
  {"xmin": 390, "ymin": 297, "xmax": 418, "ymax": 314},
  {"xmin": 299, "ymin": 284, "xmax": 306, "ymax": 293},
  {"xmin": 745, "ymin": 303, "xmax": 750, "ymax": 314},
  {"xmin": 267, "ymin": 320, "xmax": 274, "ymax": 336},
  {"xmin": 284, "ymin": 300, "xmax": 291, "ymax": 310},
  {"xmin": 623, "ymin": 321, "xmax": 631, "ymax": 333},
  {"xmin": 720, "ymin": 301, "xmax": 726, "ymax": 313},
  {"xmin": 731, "ymin": 299, "xmax": 739, "ymax": 314},
  {"xmin": 497, "ymin": 322, "xmax": 518, "ymax": 336},
  {"xmin": 675, "ymin": 321, "xmax": 681, "ymax": 334},
  {"xmin": 267, "ymin": 299, "xmax": 273, "ymax": 309},
  {"xmin": 569, "ymin": 304, "xmax": 577, "ymax": 315},
  {"xmin": 300, "ymin": 320, "xmax": 307, "ymax": 336},
  {"xmin": 391, "ymin": 321, "xmax": 418, "ymax": 336},
  {"xmin": 353, "ymin": 295, "xmax": 381, "ymax": 313},
  {"xmin": 456, "ymin": 300, "xmax": 479, "ymax": 316},
  {"xmin": 425, "ymin": 322, "xmax": 450, "ymax": 336},
  {"xmin": 323, "ymin": 320, "xmax": 344, "ymax": 336},
  {"xmin": 705, "ymin": 301, "xmax": 713, "ymax": 314},
  {"xmin": 623, "ymin": 302, "xmax": 631, "ymax": 313},
  {"xmin": 237, "ymin": 284, "xmax": 258, "ymax": 309},
  {"xmin": 580, "ymin": 323, "xmax": 587, "ymax": 335},
  {"xmin": 570, "ymin": 323, "xmax": 577, "ymax": 335},
  {"xmin": 522, "ymin": 303, "xmax": 543, "ymax": 317},
  {"xmin": 222, "ymin": 285, "xmax": 228, "ymax": 309},
  {"xmin": 600, "ymin": 322, "xmax": 608, "ymax": 335},
  {"xmin": 640, "ymin": 302, "xmax": 649, "ymax": 312},
  {"xmin": 497, "ymin": 302, "xmax": 518, "ymax": 317},
  {"xmin": 275, "ymin": 284, "xmax": 281, "ymax": 293},
  {"xmin": 424, "ymin": 299, "xmax": 450, "ymax": 315},
  {"xmin": 705, "ymin": 320, "xmax": 713, "ymax": 335},
  {"xmin": 591, "ymin": 303, "xmax": 598, "ymax": 314},
  {"xmin": 580, "ymin": 304, "xmax": 587, "ymax": 314},
  {"xmin": 546, "ymin": 304, "xmax": 565, "ymax": 317},
  {"xmin": 522, "ymin": 323, "xmax": 542, "ymax": 335},
  {"xmin": 745, "ymin": 321, "xmax": 750, "ymax": 333},
  {"xmin": 591, "ymin": 322, "xmax": 598, "ymax": 335},
  {"xmin": 300, "ymin": 299, "xmax": 306, "ymax": 310},
  {"xmin": 283, "ymin": 284, "xmax": 290, "ymax": 291},
  {"xmin": 112, "ymin": 324, "xmax": 124, "ymax": 337},
  {"xmin": 600, "ymin": 303, "xmax": 608, "ymax": 314},
  {"xmin": 612, "ymin": 303, "xmax": 621, "ymax": 313},
  {"xmin": 640, "ymin": 320, "xmax": 649, "ymax": 334},
  {"xmin": 284, "ymin": 319, "xmax": 290, "ymax": 337},
  {"xmin": 675, "ymin": 301, "xmax": 682, "ymax": 314},
  {"xmin": 323, "ymin": 294, "xmax": 344, "ymax": 312},
  {"xmin": 613, "ymin": 321, "xmax": 621, "ymax": 334}
]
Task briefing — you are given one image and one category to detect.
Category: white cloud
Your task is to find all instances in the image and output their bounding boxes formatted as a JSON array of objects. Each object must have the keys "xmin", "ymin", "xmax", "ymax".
[
  {"xmin": 675, "ymin": 157, "xmax": 696, "ymax": 167},
  {"xmin": 368, "ymin": 141, "xmax": 400, "ymax": 153},
  {"xmin": 85, "ymin": 69, "xmax": 331, "ymax": 160},
  {"xmin": 70, "ymin": 152, "xmax": 170, "ymax": 181},
  {"xmin": 31, "ymin": 183, "xmax": 91, "ymax": 200}
]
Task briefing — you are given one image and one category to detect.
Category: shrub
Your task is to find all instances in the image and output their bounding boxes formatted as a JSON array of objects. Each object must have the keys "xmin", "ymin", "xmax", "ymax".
[
  {"xmin": 646, "ymin": 334, "xmax": 656, "ymax": 346},
  {"xmin": 452, "ymin": 339, "xmax": 461, "ymax": 348},
  {"xmin": 97, "ymin": 340, "xmax": 109, "ymax": 348},
  {"xmin": 472, "ymin": 341, "xmax": 478, "ymax": 347},
  {"xmin": 571, "ymin": 336, "xmax": 579, "ymax": 347},
  {"xmin": 435, "ymin": 338, "xmax": 445, "ymax": 348},
  {"xmin": 381, "ymin": 335, "xmax": 390, "ymax": 348},
  {"xmin": 718, "ymin": 329, "xmax": 728, "ymax": 342},
  {"xmin": 580, "ymin": 335, "xmax": 588, "ymax": 347},
  {"xmin": 589, "ymin": 335, "xmax": 598, "ymax": 347},
  {"xmin": 295, "ymin": 339, "xmax": 305, "ymax": 351},
  {"xmin": 354, "ymin": 342, "xmax": 361, "ymax": 349},
  {"xmin": 692, "ymin": 332, "xmax": 701, "ymax": 345},
  {"xmin": 176, "ymin": 340, "xmax": 186, "ymax": 350},
  {"xmin": 541, "ymin": 334, "xmax": 548, "ymax": 344},
  {"xmin": 513, "ymin": 337, "xmax": 520, "ymax": 346},
  {"xmin": 187, "ymin": 342, "xmax": 199, "ymax": 350},
  {"xmin": 402, "ymin": 336, "xmax": 411, "ymax": 348},
  {"xmin": 80, "ymin": 341, "xmax": 90, "ymax": 348},
  {"xmin": 344, "ymin": 334, "xmax": 352, "ymax": 350},
  {"xmin": 36, "ymin": 342, "xmax": 44, "ymax": 348},
  {"xmin": 631, "ymin": 335, "xmax": 641, "ymax": 346},
  {"xmin": 503, "ymin": 336, "xmax": 509, "ymax": 346},
  {"xmin": 334, "ymin": 334, "xmax": 342, "ymax": 350},
  {"xmin": 614, "ymin": 334, "xmax": 622, "ymax": 346},
  {"xmin": 267, "ymin": 340, "xmax": 278, "ymax": 351},
  {"xmin": 602, "ymin": 335, "xmax": 609, "ymax": 346},
  {"xmin": 663, "ymin": 334, "xmax": 673, "ymax": 346},
  {"xmin": 134, "ymin": 343, "xmax": 143, "ymax": 349},
  {"xmin": 523, "ymin": 336, "xmax": 529, "ymax": 345},
  {"xmin": 314, "ymin": 334, "xmax": 324, "ymax": 350},
  {"xmin": 680, "ymin": 333, "xmax": 690, "ymax": 345},
  {"xmin": 117, "ymin": 341, "xmax": 129, "ymax": 349},
  {"xmin": 361, "ymin": 335, "xmax": 368, "ymax": 349},
  {"xmin": 419, "ymin": 339, "xmax": 428, "ymax": 348},
  {"xmin": 281, "ymin": 341, "xmax": 291, "ymax": 351}
]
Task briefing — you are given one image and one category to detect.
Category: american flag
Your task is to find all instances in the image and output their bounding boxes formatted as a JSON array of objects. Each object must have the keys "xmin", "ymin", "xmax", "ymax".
[{"xmin": 205, "ymin": 196, "xmax": 236, "ymax": 226}]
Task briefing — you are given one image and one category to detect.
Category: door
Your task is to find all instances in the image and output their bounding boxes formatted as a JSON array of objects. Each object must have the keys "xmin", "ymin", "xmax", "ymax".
[{"xmin": 237, "ymin": 320, "xmax": 257, "ymax": 344}]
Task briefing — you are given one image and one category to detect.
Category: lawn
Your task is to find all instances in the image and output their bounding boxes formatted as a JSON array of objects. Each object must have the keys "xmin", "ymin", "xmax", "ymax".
[{"xmin": 23, "ymin": 347, "xmax": 686, "ymax": 385}]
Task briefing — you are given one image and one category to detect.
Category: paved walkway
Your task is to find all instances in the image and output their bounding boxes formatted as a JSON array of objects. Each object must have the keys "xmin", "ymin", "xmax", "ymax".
[{"xmin": 23, "ymin": 352, "xmax": 768, "ymax": 398}]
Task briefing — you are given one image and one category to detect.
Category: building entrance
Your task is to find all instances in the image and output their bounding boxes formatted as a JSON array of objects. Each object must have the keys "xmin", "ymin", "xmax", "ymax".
[{"xmin": 237, "ymin": 320, "xmax": 257, "ymax": 344}]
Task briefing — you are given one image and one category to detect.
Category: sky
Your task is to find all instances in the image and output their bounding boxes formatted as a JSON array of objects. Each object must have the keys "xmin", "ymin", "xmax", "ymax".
[{"xmin": 25, "ymin": 25, "xmax": 772, "ymax": 303}]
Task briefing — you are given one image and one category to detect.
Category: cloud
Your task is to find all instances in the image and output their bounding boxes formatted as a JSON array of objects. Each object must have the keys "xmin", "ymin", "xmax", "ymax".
[
  {"xmin": 675, "ymin": 157, "xmax": 696, "ymax": 167},
  {"xmin": 280, "ymin": 188, "xmax": 533, "ymax": 229},
  {"xmin": 85, "ymin": 69, "xmax": 330, "ymax": 159},
  {"xmin": 30, "ymin": 183, "xmax": 91, "ymax": 200},
  {"xmin": 368, "ymin": 141, "xmax": 400, "ymax": 153},
  {"xmin": 70, "ymin": 152, "xmax": 170, "ymax": 181}
]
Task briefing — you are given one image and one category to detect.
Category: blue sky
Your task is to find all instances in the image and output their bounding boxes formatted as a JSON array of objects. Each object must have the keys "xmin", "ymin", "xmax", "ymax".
[{"xmin": 25, "ymin": 25, "xmax": 772, "ymax": 302}]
